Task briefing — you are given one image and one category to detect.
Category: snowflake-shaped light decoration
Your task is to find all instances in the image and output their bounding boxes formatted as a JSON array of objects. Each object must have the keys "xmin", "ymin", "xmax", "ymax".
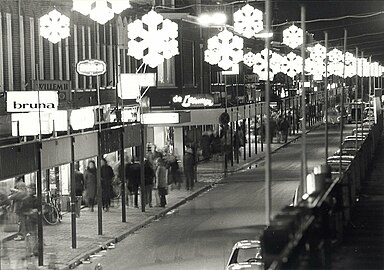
[
  {"xmin": 73, "ymin": 0, "xmax": 131, "ymax": 24},
  {"xmin": 127, "ymin": 10, "xmax": 179, "ymax": 68},
  {"xmin": 282, "ymin": 24, "xmax": 303, "ymax": 49},
  {"xmin": 305, "ymin": 57, "xmax": 325, "ymax": 81},
  {"xmin": 362, "ymin": 58, "xmax": 370, "ymax": 77},
  {"xmin": 328, "ymin": 48, "xmax": 343, "ymax": 63},
  {"xmin": 204, "ymin": 29, "xmax": 244, "ymax": 70},
  {"xmin": 327, "ymin": 48, "xmax": 344, "ymax": 76},
  {"xmin": 39, "ymin": 9, "xmax": 70, "ymax": 44},
  {"xmin": 243, "ymin": 52, "xmax": 257, "ymax": 67},
  {"xmin": 308, "ymin": 43, "xmax": 326, "ymax": 62},
  {"xmin": 252, "ymin": 49, "xmax": 281, "ymax": 81},
  {"xmin": 281, "ymin": 52, "xmax": 303, "ymax": 78},
  {"xmin": 233, "ymin": 4, "xmax": 263, "ymax": 39},
  {"xmin": 344, "ymin": 52, "xmax": 356, "ymax": 78}
]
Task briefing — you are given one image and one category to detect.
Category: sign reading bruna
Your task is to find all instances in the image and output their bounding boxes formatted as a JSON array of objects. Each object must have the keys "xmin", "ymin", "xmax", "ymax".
[{"xmin": 7, "ymin": 91, "xmax": 59, "ymax": 112}]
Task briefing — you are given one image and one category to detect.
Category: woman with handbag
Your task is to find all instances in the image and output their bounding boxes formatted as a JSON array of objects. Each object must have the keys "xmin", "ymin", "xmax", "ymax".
[{"xmin": 155, "ymin": 158, "xmax": 168, "ymax": 207}]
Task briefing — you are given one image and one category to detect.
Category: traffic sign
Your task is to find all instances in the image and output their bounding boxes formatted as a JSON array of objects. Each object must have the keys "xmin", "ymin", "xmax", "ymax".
[{"xmin": 76, "ymin": 59, "xmax": 106, "ymax": 76}]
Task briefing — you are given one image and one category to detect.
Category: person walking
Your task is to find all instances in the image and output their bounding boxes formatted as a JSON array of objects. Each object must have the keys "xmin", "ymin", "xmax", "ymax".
[
  {"xmin": 74, "ymin": 170, "xmax": 84, "ymax": 197},
  {"xmin": 125, "ymin": 159, "xmax": 140, "ymax": 208},
  {"xmin": 165, "ymin": 153, "xmax": 181, "ymax": 190},
  {"xmin": 183, "ymin": 147, "xmax": 195, "ymax": 191},
  {"xmin": 155, "ymin": 158, "xmax": 167, "ymax": 207},
  {"xmin": 280, "ymin": 116, "xmax": 290, "ymax": 143},
  {"xmin": 101, "ymin": 157, "xmax": 114, "ymax": 212},
  {"xmin": 8, "ymin": 176, "xmax": 28, "ymax": 241},
  {"xmin": 84, "ymin": 160, "xmax": 97, "ymax": 212},
  {"xmin": 144, "ymin": 158, "xmax": 155, "ymax": 207}
]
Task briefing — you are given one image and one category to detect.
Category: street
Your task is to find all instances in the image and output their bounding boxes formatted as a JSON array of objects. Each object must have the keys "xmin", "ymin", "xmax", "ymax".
[{"xmin": 76, "ymin": 125, "xmax": 350, "ymax": 270}]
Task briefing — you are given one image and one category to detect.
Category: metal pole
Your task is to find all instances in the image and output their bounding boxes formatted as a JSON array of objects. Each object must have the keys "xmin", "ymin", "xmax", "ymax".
[
  {"xmin": 260, "ymin": 104, "xmax": 264, "ymax": 152},
  {"xmin": 324, "ymin": 32, "xmax": 329, "ymax": 162},
  {"xmin": 140, "ymin": 123, "xmax": 146, "ymax": 212},
  {"xmin": 265, "ymin": 0, "xmax": 272, "ymax": 225},
  {"xmin": 361, "ymin": 51, "xmax": 364, "ymax": 135},
  {"xmin": 355, "ymin": 47, "xmax": 359, "ymax": 151},
  {"xmin": 300, "ymin": 5, "xmax": 307, "ymax": 195},
  {"xmin": 339, "ymin": 29, "xmax": 347, "ymax": 177},
  {"xmin": 248, "ymin": 106, "xmax": 251, "ymax": 158},
  {"xmin": 254, "ymin": 103, "xmax": 257, "ymax": 155},
  {"xmin": 96, "ymin": 75, "xmax": 103, "ymax": 235},
  {"xmin": 243, "ymin": 106, "xmax": 246, "ymax": 161},
  {"xmin": 70, "ymin": 135, "xmax": 77, "ymax": 248}
]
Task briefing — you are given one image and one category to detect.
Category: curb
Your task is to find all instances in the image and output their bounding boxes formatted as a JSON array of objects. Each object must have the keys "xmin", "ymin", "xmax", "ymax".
[{"xmin": 62, "ymin": 184, "xmax": 213, "ymax": 270}]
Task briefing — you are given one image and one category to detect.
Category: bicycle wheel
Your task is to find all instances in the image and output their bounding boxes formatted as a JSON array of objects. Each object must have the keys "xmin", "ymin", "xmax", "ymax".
[{"xmin": 43, "ymin": 204, "xmax": 59, "ymax": 225}]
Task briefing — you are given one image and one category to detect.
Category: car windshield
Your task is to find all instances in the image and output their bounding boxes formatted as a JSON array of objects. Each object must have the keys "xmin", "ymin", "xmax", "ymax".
[{"xmin": 233, "ymin": 246, "xmax": 262, "ymax": 264}]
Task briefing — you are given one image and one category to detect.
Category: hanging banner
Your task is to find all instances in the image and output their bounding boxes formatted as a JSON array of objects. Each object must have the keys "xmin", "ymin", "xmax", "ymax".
[
  {"xmin": 118, "ymin": 73, "xmax": 156, "ymax": 99},
  {"xmin": 7, "ymin": 91, "xmax": 58, "ymax": 112}
]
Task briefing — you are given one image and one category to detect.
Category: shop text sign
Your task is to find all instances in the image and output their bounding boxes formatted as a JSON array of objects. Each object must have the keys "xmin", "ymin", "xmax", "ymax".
[
  {"xmin": 7, "ymin": 91, "xmax": 58, "ymax": 112},
  {"xmin": 76, "ymin": 59, "xmax": 106, "ymax": 76},
  {"xmin": 32, "ymin": 80, "xmax": 71, "ymax": 91},
  {"xmin": 171, "ymin": 94, "xmax": 214, "ymax": 108}
]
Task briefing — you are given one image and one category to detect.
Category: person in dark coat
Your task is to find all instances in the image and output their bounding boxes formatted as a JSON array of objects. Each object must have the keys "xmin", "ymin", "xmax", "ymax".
[
  {"xmin": 84, "ymin": 160, "xmax": 97, "ymax": 211},
  {"xmin": 101, "ymin": 157, "xmax": 114, "ymax": 211},
  {"xmin": 155, "ymin": 158, "xmax": 167, "ymax": 207},
  {"xmin": 74, "ymin": 170, "xmax": 84, "ymax": 197},
  {"xmin": 165, "ymin": 153, "xmax": 181, "ymax": 190},
  {"xmin": 280, "ymin": 116, "xmax": 290, "ymax": 143},
  {"xmin": 183, "ymin": 147, "xmax": 195, "ymax": 191},
  {"xmin": 125, "ymin": 159, "xmax": 141, "ymax": 208},
  {"xmin": 144, "ymin": 159, "xmax": 155, "ymax": 207},
  {"xmin": 8, "ymin": 176, "xmax": 28, "ymax": 240}
]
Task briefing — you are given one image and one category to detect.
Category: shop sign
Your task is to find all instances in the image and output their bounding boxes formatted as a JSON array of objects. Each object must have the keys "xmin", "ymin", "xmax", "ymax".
[
  {"xmin": 118, "ymin": 73, "xmax": 156, "ymax": 99},
  {"xmin": 76, "ymin": 59, "xmax": 106, "ymax": 76},
  {"xmin": 7, "ymin": 91, "xmax": 58, "ymax": 112},
  {"xmin": 32, "ymin": 80, "xmax": 71, "ymax": 91},
  {"xmin": 171, "ymin": 94, "xmax": 215, "ymax": 108}
]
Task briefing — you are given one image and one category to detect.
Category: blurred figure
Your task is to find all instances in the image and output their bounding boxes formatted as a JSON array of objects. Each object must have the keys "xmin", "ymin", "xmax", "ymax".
[
  {"xmin": 200, "ymin": 132, "xmax": 212, "ymax": 160},
  {"xmin": 21, "ymin": 185, "xmax": 38, "ymax": 256},
  {"xmin": 144, "ymin": 158, "xmax": 155, "ymax": 207},
  {"xmin": 74, "ymin": 170, "xmax": 84, "ymax": 197},
  {"xmin": 165, "ymin": 152, "xmax": 181, "ymax": 190},
  {"xmin": 280, "ymin": 116, "xmax": 290, "ymax": 143},
  {"xmin": 155, "ymin": 158, "xmax": 167, "ymax": 207},
  {"xmin": 183, "ymin": 147, "xmax": 195, "ymax": 191},
  {"xmin": 125, "ymin": 159, "xmax": 140, "ymax": 208},
  {"xmin": 84, "ymin": 160, "xmax": 97, "ymax": 212},
  {"xmin": 101, "ymin": 157, "xmax": 114, "ymax": 212},
  {"xmin": 8, "ymin": 176, "xmax": 28, "ymax": 240}
]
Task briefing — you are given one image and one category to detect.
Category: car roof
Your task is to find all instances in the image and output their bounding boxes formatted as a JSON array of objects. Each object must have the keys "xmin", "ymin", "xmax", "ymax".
[
  {"xmin": 227, "ymin": 262, "xmax": 264, "ymax": 270},
  {"xmin": 234, "ymin": 240, "xmax": 261, "ymax": 249}
]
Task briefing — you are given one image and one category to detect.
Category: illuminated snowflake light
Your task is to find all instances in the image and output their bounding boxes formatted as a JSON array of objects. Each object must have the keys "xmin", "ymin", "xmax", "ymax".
[
  {"xmin": 243, "ymin": 52, "xmax": 257, "ymax": 67},
  {"xmin": 344, "ymin": 52, "xmax": 356, "ymax": 78},
  {"xmin": 73, "ymin": 0, "xmax": 131, "ymax": 23},
  {"xmin": 308, "ymin": 43, "xmax": 326, "ymax": 62},
  {"xmin": 281, "ymin": 52, "xmax": 302, "ymax": 78},
  {"xmin": 282, "ymin": 24, "xmax": 303, "ymax": 49},
  {"xmin": 252, "ymin": 49, "xmax": 281, "ymax": 81},
  {"xmin": 127, "ymin": 10, "xmax": 179, "ymax": 68},
  {"xmin": 233, "ymin": 4, "xmax": 263, "ymax": 39},
  {"xmin": 305, "ymin": 58, "xmax": 325, "ymax": 81},
  {"xmin": 39, "ymin": 9, "xmax": 70, "ymax": 44},
  {"xmin": 328, "ymin": 48, "xmax": 343, "ymax": 63},
  {"xmin": 204, "ymin": 29, "xmax": 244, "ymax": 70}
]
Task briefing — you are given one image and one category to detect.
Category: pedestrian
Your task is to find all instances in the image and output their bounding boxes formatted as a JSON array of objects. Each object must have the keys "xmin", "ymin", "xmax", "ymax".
[
  {"xmin": 84, "ymin": 160, "xmax": 97, "ymax": 212},
  {"xmin": 183, "ymin": 147, "xmax": 195, "ymax": 191},
  {"xmin": 144, "ymin": 158, "xmax": 155, "ymax": 207},
  {"xmin": 200, "ymin": 132, "xmax": 212, "ymax": 160},
  {"xmin": 101, "ymin": 157, "xmax": 114, "ymax": 212},
  {"xmin": 74, "ymin": 170, "xmax": 84, "ymax": 197},
  {"xmin": 165, "ymin": 153, "xmax": 181, "ymax": 190},
  {"xmin": 125, "ymin": 159, "xmax": 140, "ymax": 208},
  {"xmin": 155, "ymin": 158, "xmax": 168, "ymax": 207},
  {"xmin": 8, "ymin": 176, "xmax": 28, "ymax": 241},
  {"xmin": 280, "ymin": 116, "xmax": 290, "ymax": 143},
  {"xmin": 20, "ymin": 185, "xmax": 38, "ymax": 257}
]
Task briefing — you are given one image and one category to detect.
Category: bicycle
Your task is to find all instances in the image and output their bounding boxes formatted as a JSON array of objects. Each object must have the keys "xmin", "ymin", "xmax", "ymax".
[{"xmin": 42, "ymin": 190, "xmax": 62, "ymax": 225}]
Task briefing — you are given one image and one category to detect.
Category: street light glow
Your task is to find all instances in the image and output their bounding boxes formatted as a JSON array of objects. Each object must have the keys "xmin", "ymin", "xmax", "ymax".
[{"xmin": 197, "ymin": 12, "xmax": 227, "ymax": 26}]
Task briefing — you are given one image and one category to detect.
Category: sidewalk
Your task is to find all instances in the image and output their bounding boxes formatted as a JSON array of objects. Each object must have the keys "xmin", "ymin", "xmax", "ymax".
[{"xmin": 0, "ymin": 128, "xmax": 313, "ymax": 270}]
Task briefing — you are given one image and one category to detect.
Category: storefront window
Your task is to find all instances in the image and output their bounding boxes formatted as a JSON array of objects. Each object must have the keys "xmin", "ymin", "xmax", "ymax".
[{"xmin": 157, "ymin": 58, "xmax": 176, "ymax": 87}]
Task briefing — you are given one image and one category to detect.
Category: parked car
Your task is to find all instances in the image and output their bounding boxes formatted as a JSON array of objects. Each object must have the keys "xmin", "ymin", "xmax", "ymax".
[{"xmin": 226, "ymin": 240, "xmax": 264, "ymax": 270}]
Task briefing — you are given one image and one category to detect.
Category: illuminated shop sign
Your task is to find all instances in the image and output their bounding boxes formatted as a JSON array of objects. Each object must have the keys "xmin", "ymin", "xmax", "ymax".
[
  {"xmin": 7, "ymin": 91, "xmax": 58, "ymax": 112},
  {"xmin": 171, "ymin": 94, "xmax": 215, "ymax": 108}
]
